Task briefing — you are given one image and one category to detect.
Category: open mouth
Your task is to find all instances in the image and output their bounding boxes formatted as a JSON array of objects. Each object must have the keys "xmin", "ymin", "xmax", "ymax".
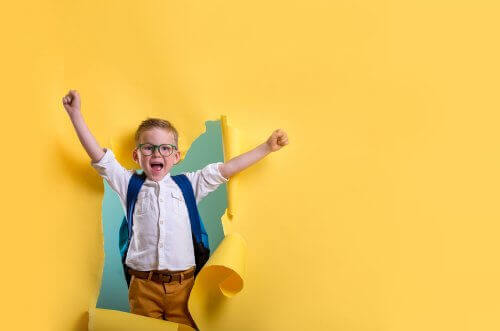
[{"xmin": 150, "ymin": 161, "xmax": 164, "ymax": 172}]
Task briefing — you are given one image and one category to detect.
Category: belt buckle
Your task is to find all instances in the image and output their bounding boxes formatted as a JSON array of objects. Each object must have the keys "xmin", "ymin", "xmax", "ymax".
[{"xmin": 161, "ymin": 274, "xmax": 173, "ymax": 283}]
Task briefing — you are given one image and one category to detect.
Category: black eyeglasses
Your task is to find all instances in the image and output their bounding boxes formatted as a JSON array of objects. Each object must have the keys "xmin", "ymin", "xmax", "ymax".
[{"xmin": 137, "ymin": 143, "xmax": 177, "ymax": 156}]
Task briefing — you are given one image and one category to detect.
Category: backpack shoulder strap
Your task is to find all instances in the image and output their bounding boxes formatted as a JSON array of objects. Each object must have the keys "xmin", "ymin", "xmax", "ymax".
[
  {"xmin": 126, "ymin": 172, "xmax": 147, "ymax": 239},
  {"xmin": 119, "ymin": 171, "xmax": 146, "ymax": 287},
  {"xmin": 120, "ymin": 172, "xmax": 146, "ymax": 258},
  {"xmin": 171, "ymin": 174, "xmax": 209, "ymax": 247}
]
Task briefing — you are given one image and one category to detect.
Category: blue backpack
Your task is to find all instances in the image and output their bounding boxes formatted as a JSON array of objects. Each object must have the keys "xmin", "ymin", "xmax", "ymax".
[{"xmin": 118, "ymin": 172, "xmax": 210, "ymax": 287}]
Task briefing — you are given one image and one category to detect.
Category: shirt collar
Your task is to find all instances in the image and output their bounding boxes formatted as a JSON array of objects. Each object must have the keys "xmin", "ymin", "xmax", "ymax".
[
  {"xmin": 142, "ymin": 171, "xmax": 171, "ymax": 184},
  {"xmin": 159, "ymin": 172, "xmax": 172, "ymax": 183}
]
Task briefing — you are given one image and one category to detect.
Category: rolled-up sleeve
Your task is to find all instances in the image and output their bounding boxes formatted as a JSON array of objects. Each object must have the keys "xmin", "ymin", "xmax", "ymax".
[
  {"xmin": 91, "ymin": 148, "xmax": 133, "ymax": 206},
  {"xmin": 183, "ymin": 162, "xmax": 229, "ymax": 203}
]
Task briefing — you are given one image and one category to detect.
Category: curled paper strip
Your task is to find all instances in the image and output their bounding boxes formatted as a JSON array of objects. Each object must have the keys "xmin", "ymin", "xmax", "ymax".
[
  {"xmin": 188, "ymin": 232, "xmax": 247, "ymax": 327},
  {"xmin": 90, "ymin": 307, "xmax": 190, "ymax": 330},
  {"xmin": 221, "ymin": 115, "xmax": 240, "ymax": 219}
]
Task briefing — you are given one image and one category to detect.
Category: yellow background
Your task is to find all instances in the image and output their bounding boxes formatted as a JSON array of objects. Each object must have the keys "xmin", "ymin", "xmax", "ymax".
[{"xmin": 1, "ymin": 0, "xmax": 500, "ymax": 330}]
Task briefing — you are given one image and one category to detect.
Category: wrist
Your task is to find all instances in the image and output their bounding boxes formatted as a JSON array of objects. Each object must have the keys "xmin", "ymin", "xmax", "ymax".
[
  {"xmin": 262, "ymin": 141, "xmax": 273, "ymax": 154},
  {"xmin": 69, "ymin": 109, "xmax": 83, "ymax": 121}
]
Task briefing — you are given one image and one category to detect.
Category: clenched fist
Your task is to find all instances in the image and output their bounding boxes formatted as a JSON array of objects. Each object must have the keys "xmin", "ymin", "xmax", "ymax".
[
  {"xmin": 62, "ymin": 89, "xmax": 81, "ymax": 116},
  {"xmin": 266, "ymin": 129, "xmax": 289, "ymax": 152}
]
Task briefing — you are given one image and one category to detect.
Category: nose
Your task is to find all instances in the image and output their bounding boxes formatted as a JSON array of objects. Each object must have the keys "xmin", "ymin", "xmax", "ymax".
[{"xmin": 153, "ymin": 147, "xmax": 162, "ymax": 157}]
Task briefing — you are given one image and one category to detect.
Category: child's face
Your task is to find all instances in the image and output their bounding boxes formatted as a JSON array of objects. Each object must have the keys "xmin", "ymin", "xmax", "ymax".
[{"xmin": 132, "ymin": 127, "xmax": 180, "ymax": 182}]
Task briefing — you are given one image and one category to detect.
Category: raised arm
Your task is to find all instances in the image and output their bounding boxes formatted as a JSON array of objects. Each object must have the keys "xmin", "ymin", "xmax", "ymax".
[
  {"xmin": 62, "ymin": 89, "xmax": 105, "ymax": 163},
  {"xmin": 219, "ymin": 129, "xmax": 289, "ymax": 179}
]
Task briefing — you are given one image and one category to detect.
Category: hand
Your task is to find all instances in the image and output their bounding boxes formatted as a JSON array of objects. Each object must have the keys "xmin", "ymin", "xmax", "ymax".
[
  {"xmin": 266, "ymin": 129, "xmax": 289, "ymax": 152},
  {"xmin": 62, "ymin": 89, "xmax": 81, "ymax": 116}
]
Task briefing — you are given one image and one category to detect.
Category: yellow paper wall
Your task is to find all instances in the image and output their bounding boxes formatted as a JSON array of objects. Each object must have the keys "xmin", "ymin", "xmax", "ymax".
[{"xmin": 1, "ymin": 1, "xmax": 500, "ymax": 330}]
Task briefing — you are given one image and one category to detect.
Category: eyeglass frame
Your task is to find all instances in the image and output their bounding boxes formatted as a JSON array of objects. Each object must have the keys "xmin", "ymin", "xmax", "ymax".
[{"xmin": 137, "ymin": 143, "xmax": 178, "ymax": 157}]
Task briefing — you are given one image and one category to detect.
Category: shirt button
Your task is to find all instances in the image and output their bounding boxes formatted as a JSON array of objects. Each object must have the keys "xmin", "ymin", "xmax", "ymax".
[
  {"xmin": 159, "ymin": 220, "xmax": 163, "ymax": 224},
  {"xmin": 159, "ymin": 198, "xmax": 164, "ymax": 202},
  {"xmin": 159, "ymin": 244, "xmax": 163, "ymax": 248}
]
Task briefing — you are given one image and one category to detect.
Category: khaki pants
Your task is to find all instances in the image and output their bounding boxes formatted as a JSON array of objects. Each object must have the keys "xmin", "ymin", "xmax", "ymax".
[{"xmin": 128, "ymin": 266, "xmax": 198, "ymax": 330}]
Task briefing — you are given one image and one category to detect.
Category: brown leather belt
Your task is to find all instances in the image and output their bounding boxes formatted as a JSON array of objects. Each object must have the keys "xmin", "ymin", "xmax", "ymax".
[{"xmin": 128, "ymin": 267, "xmax": 195, "ymax": 283}]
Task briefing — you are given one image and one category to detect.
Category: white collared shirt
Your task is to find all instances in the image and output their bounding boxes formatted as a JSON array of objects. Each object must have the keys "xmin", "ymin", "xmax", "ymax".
[{"xmin": 91, "ymin": 148, "xmax": 229, "ymax": 271}]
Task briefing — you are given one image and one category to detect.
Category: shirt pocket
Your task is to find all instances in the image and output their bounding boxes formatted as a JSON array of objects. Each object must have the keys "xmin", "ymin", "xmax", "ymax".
[
  {"xmin": 135, "ymin": 192, "xmax": 153, "ymax": 216},
  {"xmin": 171, "ymin": 191, "xmax": 184, "ymax": 215}
]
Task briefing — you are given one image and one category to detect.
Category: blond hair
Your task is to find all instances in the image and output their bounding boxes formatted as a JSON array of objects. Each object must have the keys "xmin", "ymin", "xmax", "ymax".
[{"xmin": 135, "ymin": 118, "xmax": 179, "ymax": 147}]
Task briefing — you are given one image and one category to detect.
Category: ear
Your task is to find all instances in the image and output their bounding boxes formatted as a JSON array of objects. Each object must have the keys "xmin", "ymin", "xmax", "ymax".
[
  {"xmin": 173, "ymin": 150, "xmax": 181, "ymax": 165},
  {"xmin": 132, "ymin": 148, "xmax": 139, "ymax": 163}
]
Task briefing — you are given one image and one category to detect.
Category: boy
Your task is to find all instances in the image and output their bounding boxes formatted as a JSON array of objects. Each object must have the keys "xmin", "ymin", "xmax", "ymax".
[{"xmin": 62, "ymin": 89, "xmax": 288, "ymax": 329}]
